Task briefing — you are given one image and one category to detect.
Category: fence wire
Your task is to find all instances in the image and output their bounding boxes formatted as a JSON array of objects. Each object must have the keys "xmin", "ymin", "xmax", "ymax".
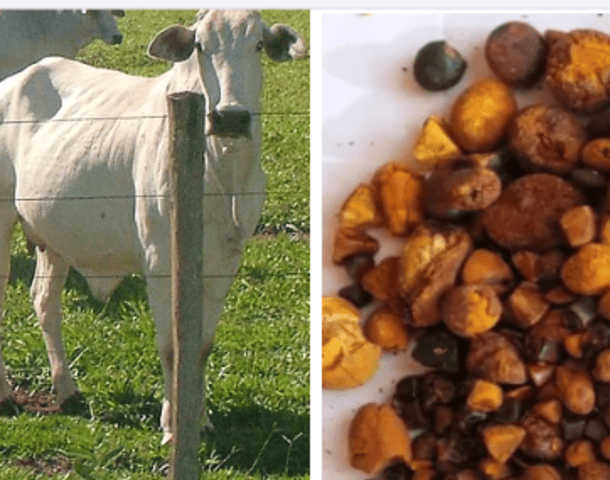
[
  {"xmin": 0, "ymin": 110, "xmax": 309, "ymax": 284},
  {"xmin": 0, "ymin": 111, "xmax": 308, "ymax": 126}
]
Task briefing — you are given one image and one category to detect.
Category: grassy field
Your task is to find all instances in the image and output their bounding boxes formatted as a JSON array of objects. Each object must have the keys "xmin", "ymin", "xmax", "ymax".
[{"xmin": 0, "ymin": 10, "xmax": 309, "ymax": 480}]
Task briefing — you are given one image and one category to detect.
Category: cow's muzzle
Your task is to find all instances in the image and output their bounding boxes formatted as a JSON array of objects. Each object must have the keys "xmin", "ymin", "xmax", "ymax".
[
  {"xmin": 208, "ymin": 109, "xmax": 252, "ymax": 138},
  {"xmin": 111, "ymin": 34, "xmax": 123, "ymax": 45}
]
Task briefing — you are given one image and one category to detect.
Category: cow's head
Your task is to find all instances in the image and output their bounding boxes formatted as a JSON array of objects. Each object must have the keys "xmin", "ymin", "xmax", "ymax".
[
  {"xmin": 83, "ymin": 10, "xmax": 123, "ymax": 46},
  {"xmin": 147, "ymin": 10, "xmax": 307, "ymax": 138}
]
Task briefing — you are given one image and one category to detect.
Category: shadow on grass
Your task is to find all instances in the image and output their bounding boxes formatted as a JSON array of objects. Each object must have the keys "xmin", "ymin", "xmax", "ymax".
[
  {"xmin": 93, "ymin": 395, "xmax": 309, "ymax": 477},
  {"xmin": 201, "ymin": 404, "xmax": 309, "ymax": 477},
  {"xmin": 9, "ymin": 252, "xmax": 36, "ymax": 286},
  {"xmin": 10, "ymin": 251, "xmax": 149, "ymax": 314},
  {"xmin": 88, "ymin": 379, "xmax": 162, "ymax": 432},
  {"xmin": 95, "ymin": 385, "xmax": 309, "ymax": 475}
]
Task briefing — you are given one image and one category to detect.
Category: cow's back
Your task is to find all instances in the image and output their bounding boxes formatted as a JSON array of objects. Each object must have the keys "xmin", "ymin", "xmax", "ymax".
[
  {"xmin": 0, "ymin": 57, "xmax": 167, "ymax": 175},
  {"xmin": 0, "ymin": 57, "xmax": 172, "ymax": 291}
]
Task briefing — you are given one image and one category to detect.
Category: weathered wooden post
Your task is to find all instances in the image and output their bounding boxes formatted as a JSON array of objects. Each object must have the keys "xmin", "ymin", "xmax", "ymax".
[{"xmin": 167, "ymin": 91, "xmax": 206, "ymax": 480}]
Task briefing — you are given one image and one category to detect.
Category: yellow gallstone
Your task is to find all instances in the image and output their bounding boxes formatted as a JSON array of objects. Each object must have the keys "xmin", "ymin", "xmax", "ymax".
[
  {"xmin": 413, "ymin": 115, "xmax": 461, "ymax": 167},
  {"xmin": 466, "ymin": 379, "xmax": 503, "ymax": 412},
  {"xmin": 561, "ymin": 243, "xmax": 610, "ymax": 295},
  {"xmin": 400, "ymin": 227, "xmax": 447, "ymax": 292},
  {"xmin": 349, "ymin": 403, "xmax": 412, "ymax": 474},
  {"xmin": 322, "ymin": 296, "xmax": 381, "ymax": 389},
  {"xmin": 373, "ymin": 161, "xmax": 425, "ymax": 236},
  {"xmin": 338, "ymin": 183, "xmax": 382, "ymax": 229},
  {"xmin": 481, "ymin": 424, "xmax": 526, "ymax": 463},
  {"xmin": 563, "ymin": 37, "xmax": 610, "ymax": 84}
]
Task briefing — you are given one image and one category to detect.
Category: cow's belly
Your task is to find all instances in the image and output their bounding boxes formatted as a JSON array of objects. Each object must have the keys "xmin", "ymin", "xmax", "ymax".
[
  {"xmin": 14, "ymin": 154, "xmax": 143, "ymax": 284},
  {"xmin": 19, "ymin": 199, "xmax": 140, "ymax": 271}
]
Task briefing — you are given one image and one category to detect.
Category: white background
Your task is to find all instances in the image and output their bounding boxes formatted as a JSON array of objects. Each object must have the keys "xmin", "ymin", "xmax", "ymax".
[{"xmin": 317, "ymin": 10, "xmax": 610, "ymax": 480}]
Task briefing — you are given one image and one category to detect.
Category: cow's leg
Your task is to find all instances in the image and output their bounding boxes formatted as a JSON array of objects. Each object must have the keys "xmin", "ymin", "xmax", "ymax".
[
  {"xmin": 146, "ymin": 275, "xmax": 216, "ymax": 445},
  {"xmin": 145, "ymin": 275, "xmax": 174, "ymax": 444},
  {"xmin": 0, "ymin": 212, "xmax": 17, "ymax": 414},
  {"xmin": 30, "ymin": 247, "xmax": 80, "ymax": 410}
]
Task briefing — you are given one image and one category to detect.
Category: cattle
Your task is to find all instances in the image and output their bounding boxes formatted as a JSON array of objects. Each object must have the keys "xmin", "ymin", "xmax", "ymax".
[
  {"xmin": 0, "ymin": 10, "xmax": 124, "ymax": 80},
  {"xmin": 0, "ymin": 10, "xmax": 307, "ymax": 444}
]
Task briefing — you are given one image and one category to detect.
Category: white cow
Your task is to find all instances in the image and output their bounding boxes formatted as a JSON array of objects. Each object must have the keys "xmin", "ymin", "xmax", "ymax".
[
  {"xmin": 0, "ymin": 10, "xmax": 306, "ymax": 444},
  {"xmin": 0, "ymin": 10, "xmax": 123, "ymax": 80}
]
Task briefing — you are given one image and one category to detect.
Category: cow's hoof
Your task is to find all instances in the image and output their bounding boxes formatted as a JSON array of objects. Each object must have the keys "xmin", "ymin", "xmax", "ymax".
[
  {"xmin": 60, "ymin": 392, "xmax": 89, "ymax": 417},
  {"xmin": 0, "ymin": 397, "xmax": 20, "ymax": 416}
]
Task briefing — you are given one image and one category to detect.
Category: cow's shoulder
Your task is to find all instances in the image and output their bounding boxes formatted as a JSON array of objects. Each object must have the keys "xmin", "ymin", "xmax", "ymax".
[
  {"xmin": 16, "ymin": 57, "xmax": 158, "ymax": 114},
  {"xmin": 0, "ymin": 58, "xmax": 67, "ymax": 122}
]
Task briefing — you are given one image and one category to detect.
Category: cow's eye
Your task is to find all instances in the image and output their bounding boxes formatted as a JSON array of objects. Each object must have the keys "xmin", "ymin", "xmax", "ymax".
[{"xmin": 255, "ymin": 41, "xmax": 264, "ymax": 52}]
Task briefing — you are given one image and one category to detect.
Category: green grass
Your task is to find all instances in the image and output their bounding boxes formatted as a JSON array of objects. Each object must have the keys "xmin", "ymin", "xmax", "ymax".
[{"xmin": 0, "ymin": 9, "xmax": 310, "ymax": 480}]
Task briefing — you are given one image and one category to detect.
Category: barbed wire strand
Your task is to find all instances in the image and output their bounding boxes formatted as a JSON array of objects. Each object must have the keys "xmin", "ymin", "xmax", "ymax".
[
  {"xmin": 0, "ymin": 111, "xmax": 308, "ymax": 126},
  {"xmin": 0, "ymin": 191, "xmax": 306, "ymax": 202},
  {"xmin": 4, "ymin": 272, "xmax": 307, "ymax": 280}
]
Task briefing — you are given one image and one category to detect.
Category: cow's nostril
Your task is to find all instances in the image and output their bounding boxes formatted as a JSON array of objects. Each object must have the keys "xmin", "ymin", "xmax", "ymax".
[
  {"xmin": 209, "ymin": 109, "xmax": 252, "ymax": 137},
  {"xmin": 112, "ymin": 34, "xmax": 123, "ymax": 45}
]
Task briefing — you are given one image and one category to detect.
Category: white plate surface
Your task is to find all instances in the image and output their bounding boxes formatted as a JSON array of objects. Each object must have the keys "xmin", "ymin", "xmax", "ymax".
[{"xmin": 321, "ymin": 11, "xmax": 610, "ymax": 480}]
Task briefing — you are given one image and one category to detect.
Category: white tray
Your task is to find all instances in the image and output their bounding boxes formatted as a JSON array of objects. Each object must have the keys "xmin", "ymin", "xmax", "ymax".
[{"xmin": 321, "ymin": 11, "xmax": 610, "ymax": 480}]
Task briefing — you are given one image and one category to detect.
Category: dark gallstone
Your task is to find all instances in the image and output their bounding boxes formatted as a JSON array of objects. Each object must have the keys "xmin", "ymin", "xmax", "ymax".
[
  {"xmin": 412, "ymin": 329, "xmax": 463, "ymax": 374},
  {"xmin": 338, "ymin": 283, "xmax": 373, "ymax": 309},
  {"xmin": 524, "ymin": 333, "xmax": 562, "ymax": 364},
  {"xmin": 453, "ymin": 408, "xmax": 487, "ymax": 434},
  {"xmin": 566, "ymin": 296, "xmax": 597, "ymax": 328},
  {"xmin": 597, "ymin": 383, "xmax": 610, "ymax": 408},
  {"xmin": 521, "ymin": 413, "xmax": 564, "ymax": 461},
  {"xmin": 584, "ymin": 321, "xmax": 610, "ymax": 351},
  {"xmin": 436, "ymin": 460, "xmax": 460, "ymax": 475},
  {"xmin": 536, "ymin": 276, "xmax": 558, "ymax": 292},
  {"xmin": 584, "ymin": 418, "xmax": 608, "ymax": 441},
  {"xmin": 492, "ymin": 397, "xmax": 523, "ymax": 423},
  {"xmin": 461, "ymin": 436, "xmax": 487, "ymax": 463},
  {"xmin": 381, "ymin": 462, "xmax": 413, "ymax": 480},
  {"xmin": 495, "ymin": 150, "xmax": 529, "ymax": 184},
  {"xmin": 582, "ymin": 322, "xmax": 610, "ymax": 366},
  {"xmin": 412, "ymin": 431, "xmax": 438, "ymax": 461},
  {"xmin": 602, "ymin": 404, "xmax": 610, "ymax": 430},
  {"xmin": 561, "ymin": 414, "xmax": 586, "ymax": 441},
  {"xmin": 413, "ymin": 40, "xmax": 467, "ymax": 91},
  {"xmin": 561, "ymin": 309, "xmax": 588, "ymax": 331},
  {"xmin": 395, "ymin": 375, "xmax": 421, "ymax": 402},
  {"xmin": 586, "ymin": 108, "xmax": 610, "ymax": 138},
  {"xmin": 434, "ymin": 405, "xmax": 454, "ymax": 435},
  {"xmin": 445, "ymin": 469, "xmax": 485, "ymax": 480},
  {"xmin": 393, "ymin": 398, "xmax": 429, "ymax": 430},
  {"xmin": 420, "ymin": 373, "xmax": 456, "ymax": 410},
  {"xmin": 342, "ymin": 254, "xmax": 375, "ymax": 281},
  {"xmin": 437, "ymin": 433, "xmax": 477, "ymax": 466},
  {"xmin": 571, "ymin": 168, "xmax": 606, "ymax": 189}
]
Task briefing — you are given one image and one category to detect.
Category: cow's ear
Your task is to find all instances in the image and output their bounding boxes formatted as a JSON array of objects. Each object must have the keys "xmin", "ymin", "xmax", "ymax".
[
  {"xmin": 263, "ymin": 24, "xmax": 308, "ymax": 62},
  {"xmin": 148, "ymin": 25, "xmax": 196, "ymax": 62}
]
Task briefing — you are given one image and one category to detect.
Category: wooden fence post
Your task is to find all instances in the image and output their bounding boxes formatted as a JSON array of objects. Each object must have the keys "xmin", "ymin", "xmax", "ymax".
[{"xmin": 167, "ymin": 91, "xmax": 206, "ymax": 480}]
